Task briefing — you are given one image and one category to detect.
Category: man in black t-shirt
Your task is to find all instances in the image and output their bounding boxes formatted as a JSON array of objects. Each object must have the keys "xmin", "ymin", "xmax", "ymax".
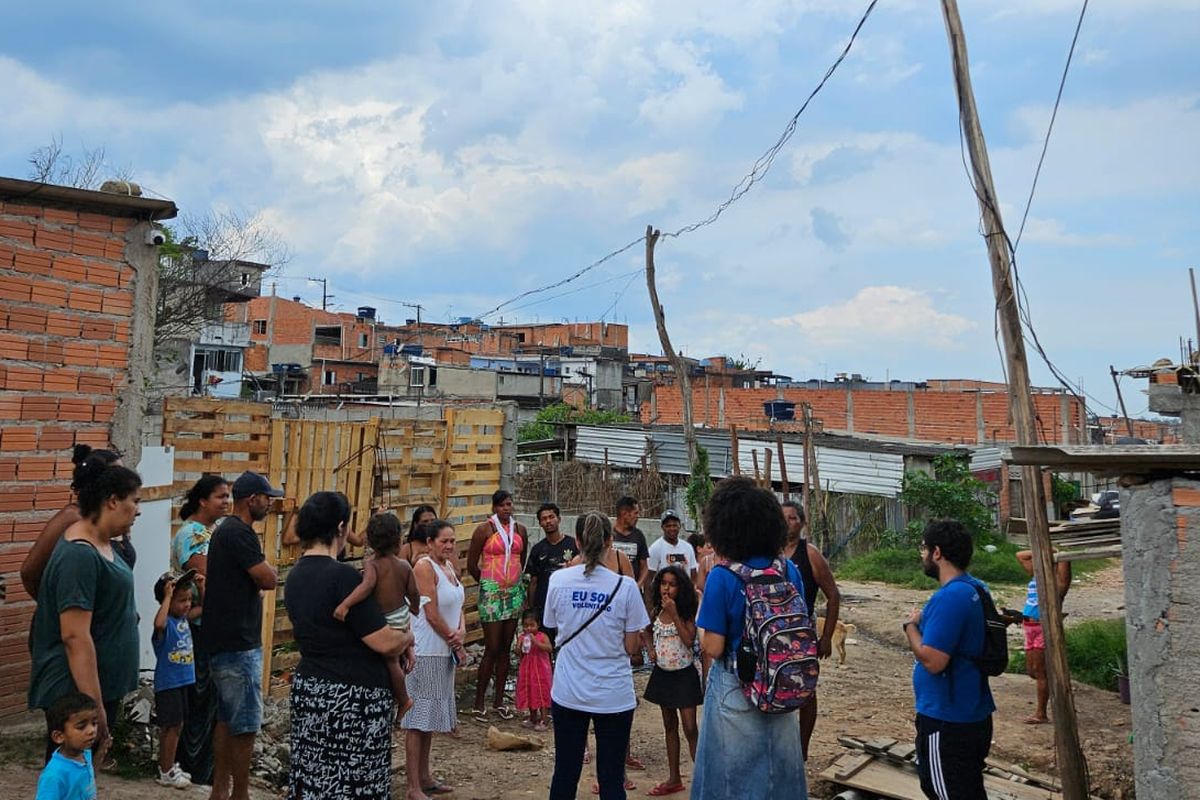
[
  {"xmin": 524, "ymin": 502, "xmax": 576, "ymax": 644},
  {"xmin": 205, "ymin": 471, "xmax": 280, "ymax": 800},
  {"xmin": 611, "ymin": 495, "xmax": 649, "ymax": 589}
]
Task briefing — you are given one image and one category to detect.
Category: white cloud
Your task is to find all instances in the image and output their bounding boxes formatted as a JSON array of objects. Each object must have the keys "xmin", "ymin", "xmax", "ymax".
[
  {"xmin": 772, "ymin": 286, "xmax": 974, "ymax": 349},
  {"xmin": 638, "ymin": 41, "xmax": 744, "ymax": 136}
]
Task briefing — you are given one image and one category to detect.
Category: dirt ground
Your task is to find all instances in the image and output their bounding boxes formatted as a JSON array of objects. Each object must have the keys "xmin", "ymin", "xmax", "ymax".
[{"xmin": 0, "ymin": 564, "xmax": 1134, "ymax": 799}]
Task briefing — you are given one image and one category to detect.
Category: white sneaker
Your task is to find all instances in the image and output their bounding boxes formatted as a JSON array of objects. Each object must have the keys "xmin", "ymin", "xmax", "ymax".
[
  {"xmin": 172, "ymin": 763, "xmax": 192, "ymax": 781},
  {"xmin": 157, "ymin": 766, "xmax": 191, "ymax": 789}
]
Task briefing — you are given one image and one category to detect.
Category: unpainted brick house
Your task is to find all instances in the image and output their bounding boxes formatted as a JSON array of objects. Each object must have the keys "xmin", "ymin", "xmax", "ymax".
[{"xmin": 0, "ymin": 176, "xmax": 176, "ymax": 718}]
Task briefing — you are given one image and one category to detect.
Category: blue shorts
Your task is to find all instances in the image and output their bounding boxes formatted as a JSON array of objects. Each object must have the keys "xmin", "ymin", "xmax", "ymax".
[{"xmin": 210, "ymin": 648, "xmax": 263, "ymax": 736}]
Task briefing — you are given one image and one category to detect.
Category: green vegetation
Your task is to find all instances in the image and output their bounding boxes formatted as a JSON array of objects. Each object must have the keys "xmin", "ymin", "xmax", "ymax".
[
  {"xmin": 517, "ymin": 402, "xmax": 633, "ymax": 442},
  {"xmin": 1007, "ymin": 618, "xmax": 1127, "ymax": 692},
  {"xmin": 1051, "ymin": 473, "xmax": 1080, "ymax": 517},
  {"xmin": 684, "ymin": 444, "xmax": 713, "ymax": 525},
  {"xmin": 899, "ymin": 453, "xmax": 997, "ymax": 540},
  {"xmin": 839, "ymin": 536, "xmax": 1030, "ymax": 589}
]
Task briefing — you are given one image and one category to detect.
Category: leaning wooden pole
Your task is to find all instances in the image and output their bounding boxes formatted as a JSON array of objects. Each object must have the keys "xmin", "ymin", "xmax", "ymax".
[
  {"xmin": 940, "ymin": 3, "xmax": 1089, "ymax": 796},
  {"xmin": 645, "ymin": 226, "xmax": 698, "ymax": 468}
]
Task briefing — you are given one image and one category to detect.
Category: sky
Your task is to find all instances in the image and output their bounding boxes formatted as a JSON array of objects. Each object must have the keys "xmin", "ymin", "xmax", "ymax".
[{"xmin": 2, "ymin": 0, "xmax": 1197, "ymax": 419}]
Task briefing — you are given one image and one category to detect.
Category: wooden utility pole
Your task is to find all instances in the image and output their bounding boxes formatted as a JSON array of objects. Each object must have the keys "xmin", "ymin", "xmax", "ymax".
[
  {"xmin": 1109, "ymin": 365, "xmax": 1135, "ymax": 439},
  {"xmin": 730, "ymin": 425, "xmax": 742, "ymax": 476},
  {"xmin": 777, "ymin": 435, "xmax": 791, "ymax": 499},
  {"xmin": 645, "ymin": 226, "xmax": 698, "ymax": 467},
  {"xmin": 940, "ymin": 3, "xmax": 1090, "ymax": 796}
]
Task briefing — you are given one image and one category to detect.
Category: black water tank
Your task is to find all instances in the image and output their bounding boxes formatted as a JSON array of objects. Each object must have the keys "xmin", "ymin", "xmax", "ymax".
[
  {"xmin": 357, "ymin": 306, "xmax": 376, "ymax": 320},
  {"xmin": 763, "ymin": 401, "xmax": 796, "ymax": 421}
]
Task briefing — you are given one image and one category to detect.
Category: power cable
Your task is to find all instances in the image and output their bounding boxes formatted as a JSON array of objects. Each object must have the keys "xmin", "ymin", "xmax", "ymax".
[{"xmin": 475, "ymin": 0, "xmax": 880, "ymax": 320}]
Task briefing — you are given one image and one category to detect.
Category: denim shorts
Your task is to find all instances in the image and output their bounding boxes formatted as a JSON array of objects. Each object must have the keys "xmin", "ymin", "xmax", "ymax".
[{"xmin": 210, "ymin": 648, "xmax": 263, "ymax": 735}]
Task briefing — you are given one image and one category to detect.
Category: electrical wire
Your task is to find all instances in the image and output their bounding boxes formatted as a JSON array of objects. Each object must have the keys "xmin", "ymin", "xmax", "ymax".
[
  {"xmin": 475, "ymin": 0, "xmax": 880, "ymax": 321},
  {"xmin": 598, "ymin": 269, "xmax": 643, "ymax": 322}
]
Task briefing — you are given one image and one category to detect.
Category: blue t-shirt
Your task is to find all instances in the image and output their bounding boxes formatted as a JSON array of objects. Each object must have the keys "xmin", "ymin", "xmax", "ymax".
[
  {"xmin": 1022, "ymin": 578, "xmax": 1039, "ymax": 621},
  {"xmin": 153, "ymin": 614, "xmax": 196, "ymax": 692},
  {"xmin": 36, "ymin": 749, "xmax": 96, "ymax": 800},
  {"xmin": 912, "ymin": 574, "xmax": 996, "ymax": 723},
  {"xmin": 697, "ymin": 556, "xmax": 806, "ymax": 656}
]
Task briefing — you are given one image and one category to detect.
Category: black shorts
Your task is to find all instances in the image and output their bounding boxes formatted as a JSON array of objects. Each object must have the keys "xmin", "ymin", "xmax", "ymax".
[
  {"xmin": 915, "ymin": 713, "xmax": 992, "ymax": 800},
  {"xmin": 156, "ymin": 687, "xmax": 190, "ymax": 728}
]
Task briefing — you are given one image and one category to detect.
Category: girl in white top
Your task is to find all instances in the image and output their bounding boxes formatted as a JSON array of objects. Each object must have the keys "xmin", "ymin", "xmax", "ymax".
[
  {"xmin": 544, "ymin": 512, "xmax": 650, "ymax": 800},
  {"xmin": 402, "ymin": 521, "xmax": 465, "ymax": 800}
]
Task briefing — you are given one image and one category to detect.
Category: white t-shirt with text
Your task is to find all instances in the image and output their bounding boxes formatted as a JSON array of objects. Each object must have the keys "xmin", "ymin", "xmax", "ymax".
[
  {"xmin": 544, "ymin": 564, "xmax": 650, "ymax": 714},
  {"xmin": 647, "ymin": 537, "xmax": 698, "ymax": 575}
]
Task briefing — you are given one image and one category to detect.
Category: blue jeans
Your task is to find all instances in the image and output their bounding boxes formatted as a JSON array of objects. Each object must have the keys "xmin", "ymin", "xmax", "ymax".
[
  {"xmin": 210, "ymin": 648, "xmax": 263, "ymax": 736},
  {"xmin": 691, "ymin": 659, "xmax": 808, "ymax": 800},
  {"xmin": 549, "ymin": 701, "xmax": 634, "ymax": 800}
]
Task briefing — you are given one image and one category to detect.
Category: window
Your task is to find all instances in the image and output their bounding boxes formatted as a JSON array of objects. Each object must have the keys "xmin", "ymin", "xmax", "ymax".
[
  {"xmin": 428, "ymin": 367, "xmax": 437, "ymax": 387},
  {"xmin": 240, "ymin": 272, "xmax": 251, "ymax": 287},
  {"xmin": 358, "ymin": 332, "xmax": 369, "ymax": 348},
  {"xmin": 315, "ymin": 326, "xmax": 342, "ymax": 345},
  {"xmin": 356, "ymin": 372, "xmax": 366, "ymax": 382},
  {"xmin": 410, "ymin": 366, "xmax": 425, "ymax": 387},
  {"xmin": 201, "ymin": 349, "xmax": 241, "ymax": 373},
  {"xmin": 323, "ymin": 369, "xmax": 337, "ymax": 386},
  {"xmin": 253, "ymin": 320, "xmax": 267, "ymax": 335}
]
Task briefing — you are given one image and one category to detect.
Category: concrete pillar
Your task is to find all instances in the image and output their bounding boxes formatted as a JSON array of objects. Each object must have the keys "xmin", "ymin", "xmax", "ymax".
[
  {"xmin": 110, "ymin": 222, "xmax": 160, "ymax": 468},
  {"xmin": 718, "ymin": 387, "xmax": 725, "ymax": 429},
  {"xmin": 1059, "ymin": 393, "xmax": 1071, "ymax": 444},
  {"xmin": 846, "ymin": 391, "xmax": 854, "ymax": 434},
  {"xmin": 976, "ymin": 391, "xmax": 985, "ymax": 443},
  {"xmin": 907, "ymin": 392, "xmax": 916, "ymax": 439},
  {"xmin": 1122, "ymin": 477, "xmax": 1200, "ymax": 797}
]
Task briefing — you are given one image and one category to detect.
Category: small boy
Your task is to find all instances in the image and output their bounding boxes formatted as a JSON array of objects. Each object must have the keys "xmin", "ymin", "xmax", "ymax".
[
  {"xmin": 36, "ymin": 691, "xmax": 99, "ymax": 800},
  {"xmin": 334, "ymin": 512, "xmax": 420, "ymax": 719},
  {"xmin": 152, "ymin": 571, "xmax": 200, "ymax": 789}
]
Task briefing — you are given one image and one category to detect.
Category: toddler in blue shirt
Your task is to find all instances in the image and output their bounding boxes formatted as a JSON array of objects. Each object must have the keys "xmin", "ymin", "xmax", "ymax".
[
  {"xmin": 36, "ymin": 691, "xmax": 98, "ymax": 800},
  {"xmin": 152, "ymin": 571, "xmax": 199, "ymax": 789}
]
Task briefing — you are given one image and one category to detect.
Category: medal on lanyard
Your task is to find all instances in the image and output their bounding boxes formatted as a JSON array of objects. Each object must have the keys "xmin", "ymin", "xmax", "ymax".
[{"xmin": 491, "ymin": 514, "xmax": 516, "ymax": 577}]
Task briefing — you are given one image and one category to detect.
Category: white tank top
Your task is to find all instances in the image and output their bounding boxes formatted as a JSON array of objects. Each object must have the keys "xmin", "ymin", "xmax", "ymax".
[{"xmin": 412, "ymin": 556, "xmax": 465, "ymax": 657}]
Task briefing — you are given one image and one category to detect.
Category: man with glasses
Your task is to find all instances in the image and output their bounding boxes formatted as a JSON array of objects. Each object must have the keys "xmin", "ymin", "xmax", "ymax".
[{"xmin": 904, "ymin": 519, "xmax": 995, "ymax": 800}]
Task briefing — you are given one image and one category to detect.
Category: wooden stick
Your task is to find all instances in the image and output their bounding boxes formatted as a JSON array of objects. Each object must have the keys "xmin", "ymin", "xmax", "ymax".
[
  {"xmin": 730, "ymin": 425, "xmax": 741, "ymax": 476},
  {"xmin": 763, "ymin": 448, "xmax": 773, "ymax": 489},
  {"xmin": 941, "ymin": 3, "xmax": 1089, "ymax": 795},
  {"xmin": 777, "ymin": 434, "xmax": 790, "ymax": 500},
  {"xmin": 751, "ymin": 449, "xmax": 761, "ymax": 483}
]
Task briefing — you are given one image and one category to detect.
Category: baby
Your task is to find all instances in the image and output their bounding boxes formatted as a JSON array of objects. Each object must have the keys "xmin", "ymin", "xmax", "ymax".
[{"xmin": 335, "ymin": 512, "xmax": 420, "ymax": 718}]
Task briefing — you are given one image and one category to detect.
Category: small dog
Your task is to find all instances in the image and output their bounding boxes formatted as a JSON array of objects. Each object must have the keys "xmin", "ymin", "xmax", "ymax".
[{"xmin": 816, "ymin": 617, "xmax": 857, "ymax": 666}]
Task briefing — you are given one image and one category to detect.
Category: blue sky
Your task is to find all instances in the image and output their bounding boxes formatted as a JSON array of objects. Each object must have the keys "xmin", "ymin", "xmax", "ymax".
[{"xmin": 2, "ymin": 1, "xmax": 1197, "ymax": 418}]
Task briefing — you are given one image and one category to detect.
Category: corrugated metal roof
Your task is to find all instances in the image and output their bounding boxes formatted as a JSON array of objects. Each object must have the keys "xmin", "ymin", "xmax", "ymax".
[
  {"xmin": 574, "ymin": 426, "xmax": 905, "ymax": 497},
  {"xmin": 969, "ymin": 446, "xmax": 1007, "ymax": 472}
]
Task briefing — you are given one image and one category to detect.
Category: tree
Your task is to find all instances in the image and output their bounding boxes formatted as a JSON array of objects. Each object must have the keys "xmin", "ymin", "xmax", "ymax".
[
  {"xmin": 684, "ymin": 444, "xmax": 713, "ymax": 525},
  {"xmin": 899, "ymin": 453, "xmax": 996, "ymax": 540},
  {"xmin": 26, "ymin": 134, "xmax": 123, "ymax": 189},
  {"xmin": 517, "ymin": 403, "xmax": 632, "ymax": 442},
  {"xmin": 155, "ymin": 209, "xmax": 290, "ymax": 344}
]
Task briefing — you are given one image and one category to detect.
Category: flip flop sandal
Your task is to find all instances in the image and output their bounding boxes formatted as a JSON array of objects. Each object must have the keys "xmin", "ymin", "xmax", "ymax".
[
  {"xmin": 470, "ymin": 708, "xmax": 489, "ymax": 724},
  {"xmin": 625, "ymin": 755, "xmax": 646, "ymax": 770},
  {"xmin": 647, "ymin": 783, "xmax": 685, "ymax": 796},
  {"xmin": 423, "ymin": 780, "xmax": 454, "ymax": 795},
  {"xmin": 494, "ymin": 706, "xmax": 514, "ymax": 720}
]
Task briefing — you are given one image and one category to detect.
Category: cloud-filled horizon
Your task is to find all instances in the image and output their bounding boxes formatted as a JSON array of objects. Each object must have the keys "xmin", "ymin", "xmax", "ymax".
[{"xmin": 1, "ymin": 1, "xmax": 1196, "ymax": 418}]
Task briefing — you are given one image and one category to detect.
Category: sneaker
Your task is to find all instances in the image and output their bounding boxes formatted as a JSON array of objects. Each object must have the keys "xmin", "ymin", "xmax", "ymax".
[
  {"xmin": 173, "ymin": 764, "xmax": 192, "ymax": 781},
  {"xmin": 156, "ymin": 765, "xmax": 191, "ymax": 789}
]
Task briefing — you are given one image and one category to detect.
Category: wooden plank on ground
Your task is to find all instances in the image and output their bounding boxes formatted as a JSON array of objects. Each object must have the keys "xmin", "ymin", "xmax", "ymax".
[{"xmin": 833, "ymin": 753, "xmax": 874, "ymax": 781}]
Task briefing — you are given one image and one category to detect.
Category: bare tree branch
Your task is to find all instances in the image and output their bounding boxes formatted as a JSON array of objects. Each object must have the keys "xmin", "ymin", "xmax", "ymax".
[{"xmin": 27, "ymin": 134, "xmax": 108, "ymax": 189}]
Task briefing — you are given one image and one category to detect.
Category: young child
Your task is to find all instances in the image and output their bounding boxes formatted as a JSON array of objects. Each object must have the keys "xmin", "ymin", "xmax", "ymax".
[
  {"xmin": 152, "ymin": 571, "xmax": 198, "ymax": 789},
  {"xmin": 334, "ymin": 512, "xmax": 420, "ymax": 719},
  {"xmin": 513, "ymin": 609, "xmax": 552, "ymax": 731},
  {"xmin": 644, "ymin": 565, "xmax": 703, "ymax": 797},
  {"xmin": 36, "ymin": 691, "xmax": 99, "ymax": 800}
]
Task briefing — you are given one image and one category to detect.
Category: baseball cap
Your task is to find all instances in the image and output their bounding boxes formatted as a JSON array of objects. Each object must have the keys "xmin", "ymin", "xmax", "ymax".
[
  {"xmin": 154, "ymin": 569, "xmax": 196, "ymax": 602},
  {"xmin": 661, "ymin": 509, "xmax": 681, "ymax": 524},
  {"xmin": 231, "ymin": 470, "xmax": 284, "ymax": 500}
]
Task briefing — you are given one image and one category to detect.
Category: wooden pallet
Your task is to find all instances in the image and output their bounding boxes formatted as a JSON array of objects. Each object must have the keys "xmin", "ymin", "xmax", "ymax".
[{"xmin": 817, "ymin": 735, "xmax": 1090, "ymax": 800}]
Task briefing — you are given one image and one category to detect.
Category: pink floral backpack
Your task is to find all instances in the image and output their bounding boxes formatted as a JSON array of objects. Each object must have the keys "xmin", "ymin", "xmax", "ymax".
[{"xmin": 723, "ymin": 558, "xmax": 819, "ymax": 713}]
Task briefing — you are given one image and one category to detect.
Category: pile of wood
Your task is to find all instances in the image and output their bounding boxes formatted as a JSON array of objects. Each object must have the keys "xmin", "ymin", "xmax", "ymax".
[
  {"xmin": 818, "ymin": 735, "xmax": 1093, "ymax": 800},
  {"xmin": 1007, "ymin": 517, "xmax": 1121, "ymax": 562}
]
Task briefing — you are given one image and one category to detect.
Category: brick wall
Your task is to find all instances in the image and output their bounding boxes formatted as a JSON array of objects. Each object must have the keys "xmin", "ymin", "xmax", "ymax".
[
  {"xmin": 0, "ymin": 178, "xmax": 175, "ymax": 718},
  {"xmin": 649, "ymin": 384, "xmax": 1086, "ymax": 446}
]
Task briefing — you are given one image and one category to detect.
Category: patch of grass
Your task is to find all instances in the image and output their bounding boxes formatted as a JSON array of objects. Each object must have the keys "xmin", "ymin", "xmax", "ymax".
[
  {"xmin": 838, "ymin": 537, "xmax": 1029, "ymax": 588},
  {"xmin": 1071, "ymin": 557, "xmax": 1118, "ymax": 579},
  {"xmin": 1006, "ymin": 618, "xmax": 1126, "ymax": 692}
]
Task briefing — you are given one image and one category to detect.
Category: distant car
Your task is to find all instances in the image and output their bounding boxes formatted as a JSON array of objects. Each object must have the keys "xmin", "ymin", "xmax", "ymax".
[{"xmin": 1070, "ymin": 490, "xmax": 1120, "ymax": 521}]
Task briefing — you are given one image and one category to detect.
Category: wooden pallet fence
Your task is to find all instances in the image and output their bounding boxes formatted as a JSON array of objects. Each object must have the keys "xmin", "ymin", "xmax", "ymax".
[{"xmin": 154, "ymin": 399, "xmax": 505, "ymax": 696}]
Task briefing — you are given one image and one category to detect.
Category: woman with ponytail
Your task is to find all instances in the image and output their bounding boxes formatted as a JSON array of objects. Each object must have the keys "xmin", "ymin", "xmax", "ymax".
[
  {"xmin": 168, "ymin": 474, "xmax": 230, "ymax": 785},
  {"xmin": 20, "ymin": 445, "xmax": 121, "ymax": 598},
  {"xmin": 544, "ymin": 512, "xmax": 649, "ymax": 800}
]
